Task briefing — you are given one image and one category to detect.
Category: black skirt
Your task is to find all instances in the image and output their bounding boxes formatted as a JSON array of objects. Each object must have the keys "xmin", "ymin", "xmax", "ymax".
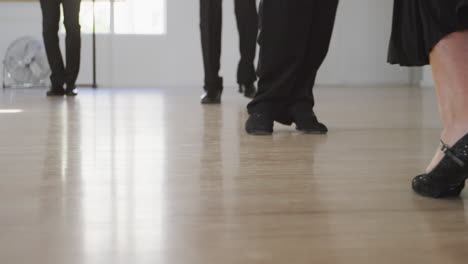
[{"xmin": 388, "ymin": 0, "xmax": 468, "ymax": 66}]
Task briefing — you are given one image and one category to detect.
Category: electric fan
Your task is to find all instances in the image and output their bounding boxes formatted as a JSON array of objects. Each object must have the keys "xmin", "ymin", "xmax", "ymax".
[{"xmin": 2, "ymin": 36, "xmax": 50, "ymax": 88}]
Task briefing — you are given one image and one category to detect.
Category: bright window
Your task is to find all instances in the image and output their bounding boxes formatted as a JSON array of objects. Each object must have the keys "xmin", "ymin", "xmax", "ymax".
[{"xmin": 62, "ymin": 0, "xmax": 166, "ymax": 35}]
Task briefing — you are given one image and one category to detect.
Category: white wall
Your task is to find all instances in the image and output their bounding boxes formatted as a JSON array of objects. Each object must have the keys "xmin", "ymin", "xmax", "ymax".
[
  {"xmin": 421, "ymin": 66, "xmax": 435, "ymax": 87},
  {"xmin": 0, "ymin": 2, "xmax": 42, "ymax": 86},
  {"xmin": 321, "ymin": 0, "xmax": 410, "ymax": 85},
  {"xmin": 1, "ymin": 0, "xmax": 411, "ymax": 88}
]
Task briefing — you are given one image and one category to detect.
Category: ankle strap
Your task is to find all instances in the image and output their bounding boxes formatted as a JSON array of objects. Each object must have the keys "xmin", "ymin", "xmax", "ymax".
[{"xmin": 440, "ymin": 140, "xmax": 465, "ymax": 167}]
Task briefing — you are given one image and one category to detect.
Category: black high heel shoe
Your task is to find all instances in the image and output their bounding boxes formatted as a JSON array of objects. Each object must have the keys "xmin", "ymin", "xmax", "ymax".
[{"xmin": 412, "ymin": 133, "xmax": 468, "ymax": 198}]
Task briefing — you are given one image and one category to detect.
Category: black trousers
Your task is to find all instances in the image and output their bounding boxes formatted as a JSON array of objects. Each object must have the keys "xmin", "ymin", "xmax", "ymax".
[
  {"xmin": 40, "ymin": 0, "xmax": 81, "ymax": 87},
  {"xmin": 200, "ymin": 0, "xmax": 258, "ymax": 92},
  {"xmin": 247, "ymin": 0, "xmax": 338, "ymax": 124}
]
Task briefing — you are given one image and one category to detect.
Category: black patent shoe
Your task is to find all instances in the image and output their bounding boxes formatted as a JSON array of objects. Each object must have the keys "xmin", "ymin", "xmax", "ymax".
[
  {"xmin": 294, "ymin": 114, "xmax": 328, "ymax": 134},
  {"xmin": 412, "ymin": 133, "xmax": 468, "ymax": 198},
  {"xmin": 201, "ymin": 90, "xmax": 221, "ymax": 104},
  {"xmin": 290, "ymin": 103, "xmax": 328, "ymax": 134},
  {"xmin": 239, "ymin": 83, "xmax": 256, "ymax": 99},
  {"xmin": 46, "ymin": 85, "xmax": 65, "ymax": 97},
  {"xmin": 245, "ymin": 113, "xmax": 274, "ymax": 135},
  {"xmin": 65, "ymin": 84, "xmax": 78, "ymax": 96}
]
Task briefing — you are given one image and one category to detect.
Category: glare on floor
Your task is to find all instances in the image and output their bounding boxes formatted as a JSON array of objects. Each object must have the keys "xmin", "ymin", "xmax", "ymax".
[{"xmin": 0, "ymin": 109, "xmax": 23, "ymax": 113}]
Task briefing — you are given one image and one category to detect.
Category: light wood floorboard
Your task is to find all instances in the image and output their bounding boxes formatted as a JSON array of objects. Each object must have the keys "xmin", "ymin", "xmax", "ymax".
[{"xmin": 0, "ymin": 86, "xmax": 467, "ymax": 264}]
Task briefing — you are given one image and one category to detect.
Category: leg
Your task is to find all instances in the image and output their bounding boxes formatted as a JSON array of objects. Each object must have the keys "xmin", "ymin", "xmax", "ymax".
[
  {"xmin": 200, "ymin": 0, "xmax": 223, "ymax": 93},
  {"xmin": 40, "ymin": 0, "xmax": 66, "ymax": 88},
  {"xmin": 426, "ymin": 30, "xmax": 468, "ymax": 172},
  {"xmin": 292, "ymin": 0, "xmax": 338, "ymax": 109},
  {"xmin": 234, "ymin": 0, "xmax": 258, "ymax": 85},
  {"xmin": 247, "ymin": 0, "xmax": 313, "ymax": 124},
  {"xmin": 287, "ymin": 0, "xmax": 338, "ymax": 134},
  {"xmin": 62, "ymin": 0, "xmax": 81, "ymax": 88}
]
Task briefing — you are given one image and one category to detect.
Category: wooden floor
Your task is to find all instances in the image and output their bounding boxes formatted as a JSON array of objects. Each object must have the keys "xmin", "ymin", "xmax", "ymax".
[{"xmin": 1, "ymin": 86, "xmax": 467, "ymax": 264}]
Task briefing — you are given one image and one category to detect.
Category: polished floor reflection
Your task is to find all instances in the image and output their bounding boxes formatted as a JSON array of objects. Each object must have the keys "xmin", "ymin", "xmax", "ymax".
[{"xmin": 0, "ymin": 86, "xmax": 467, "ymax": 264}]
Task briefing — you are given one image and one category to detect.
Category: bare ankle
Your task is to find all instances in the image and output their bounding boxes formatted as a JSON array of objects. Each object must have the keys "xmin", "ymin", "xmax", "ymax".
[{"xmin": 441, "ymin": 125, "xmax": 468, "ymax": 146}]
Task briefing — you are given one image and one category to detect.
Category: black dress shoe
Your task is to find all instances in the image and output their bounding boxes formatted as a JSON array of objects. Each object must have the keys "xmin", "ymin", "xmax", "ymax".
[
  {"xmin": 46, "ymin": 86, "xmax": 65, "ymax": 96},
  {"xmin": 294, "ymin": 114, "xmax": 328, "ymax": 134},
  {"xmin": 65, "ymin": 84, "xmax": 78, "ymax": 96},
  {"xmin": 290, "ymin": 103, "xmax": 328, "ymax": 134},
  {"xmin": 412, "ymin": 133, "xmax": 468, "ymax": 198},
  {"xmin": 245, "ymin": 113, "xmax": 274, "ymax": 135},
  {"xmin": 239, "ymin": 83, "xmax": 257, "ymax": 99},
  {"xmin": 201, "ymin": 90, "xmax": 221, "ymax": 104}
]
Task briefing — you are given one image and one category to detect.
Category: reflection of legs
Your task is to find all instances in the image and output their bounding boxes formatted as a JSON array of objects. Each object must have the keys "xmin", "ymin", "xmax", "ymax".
[
  {"xmin": 200, "ymin": 0, "xmax": 223, "ymax": 93},
  {"xmin": 425, "ymin": 31, "xmax": 468, "ymax": 172},
  {"xmin": 234, "ymin": 0, "xmax": 258, "ymax": 85},
  {"xmin": 62, "ymin": 0, "xmax": 81, "ymax": 88},
  {"xmin": 40, "ymin": 0, "xmax": 65, "ymax": 88}
]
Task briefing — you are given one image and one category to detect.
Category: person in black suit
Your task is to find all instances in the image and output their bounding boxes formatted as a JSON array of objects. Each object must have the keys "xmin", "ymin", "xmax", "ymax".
[
  {"xmin": 245, "ymin": 0, "xmax": 339, "ymax": 135},
  {"xmin": 200, "ymin": 0, "xmax": 259, "ymax": 104},
  {"xmin": 40, "ymin": 0, "xmax": 81, "ymax": 96}
]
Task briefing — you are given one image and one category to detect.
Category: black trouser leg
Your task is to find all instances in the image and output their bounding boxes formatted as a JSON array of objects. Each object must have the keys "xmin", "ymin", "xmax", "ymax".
[
  {"xmin": 62, "ymin": 0, "xmax": 81, "ymax": 86},
  {"xmin": 292, "ymin": 0, "xmax": 338, "ymax": 109},
  {"xmin": 248, "ymin": 0, "xmax": 338, "ymax": 123},
  {"xmin": 40, "ymin": 0, "xmax": 65, "ymax": 87},
  {"xmin": 247, "ymin": 0, "xmax": 313, "ymax": 123},
  {"xmin": 200, "ymin": 0, "xmax": 223, "ymax": 93},
  {"xmin": 234, "ymin": 0, "xmax": 258, "ymax": 85}
]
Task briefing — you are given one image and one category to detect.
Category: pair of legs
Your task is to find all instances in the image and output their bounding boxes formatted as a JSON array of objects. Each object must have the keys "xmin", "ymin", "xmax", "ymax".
[
  {"xmin": 199, "ymin": 0, "xmax": 258, "ymax": 103},
  {"xmin": 246, "ymin": 0, "xmax": 338, "ymax": 134},
  {"xmin": 40, "ymin": 0, "xmax": 81, "ymax": 95},
  {"xmin": 389, "ymin": 0, "xmax": 468, "ymax": 197},
  {"xmin": 425, "ymin": 30, "xmax": 468, "ymax": 172}
]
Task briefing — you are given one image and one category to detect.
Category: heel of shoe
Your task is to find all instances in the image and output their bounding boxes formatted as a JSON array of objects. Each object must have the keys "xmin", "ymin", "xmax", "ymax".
[
  {"xmin": 412, "ymin": 174, "xmax": 466, "ymax": 198},
  {"xmin": 435, "ymin": 181, "xmax": 466, "ymax": 198},
  {"xmin": 443, "ymin": 181, "xmax": 466, "ymax": 196}
]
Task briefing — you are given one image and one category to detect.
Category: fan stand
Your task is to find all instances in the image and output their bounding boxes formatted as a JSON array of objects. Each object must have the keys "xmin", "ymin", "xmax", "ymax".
[
  {"xmin": 78, "ymin": 0, "xmax": 98, "ymax": 89},
  {"xmin": 2, "ymin": 67, "xmax": 6, "ymax": 89}
]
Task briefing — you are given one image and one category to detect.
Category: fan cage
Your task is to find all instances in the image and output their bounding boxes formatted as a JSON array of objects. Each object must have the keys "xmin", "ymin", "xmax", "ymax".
[{"xmin": 2, "ymin": 36, "xmax": 50, "ymax": 89}]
